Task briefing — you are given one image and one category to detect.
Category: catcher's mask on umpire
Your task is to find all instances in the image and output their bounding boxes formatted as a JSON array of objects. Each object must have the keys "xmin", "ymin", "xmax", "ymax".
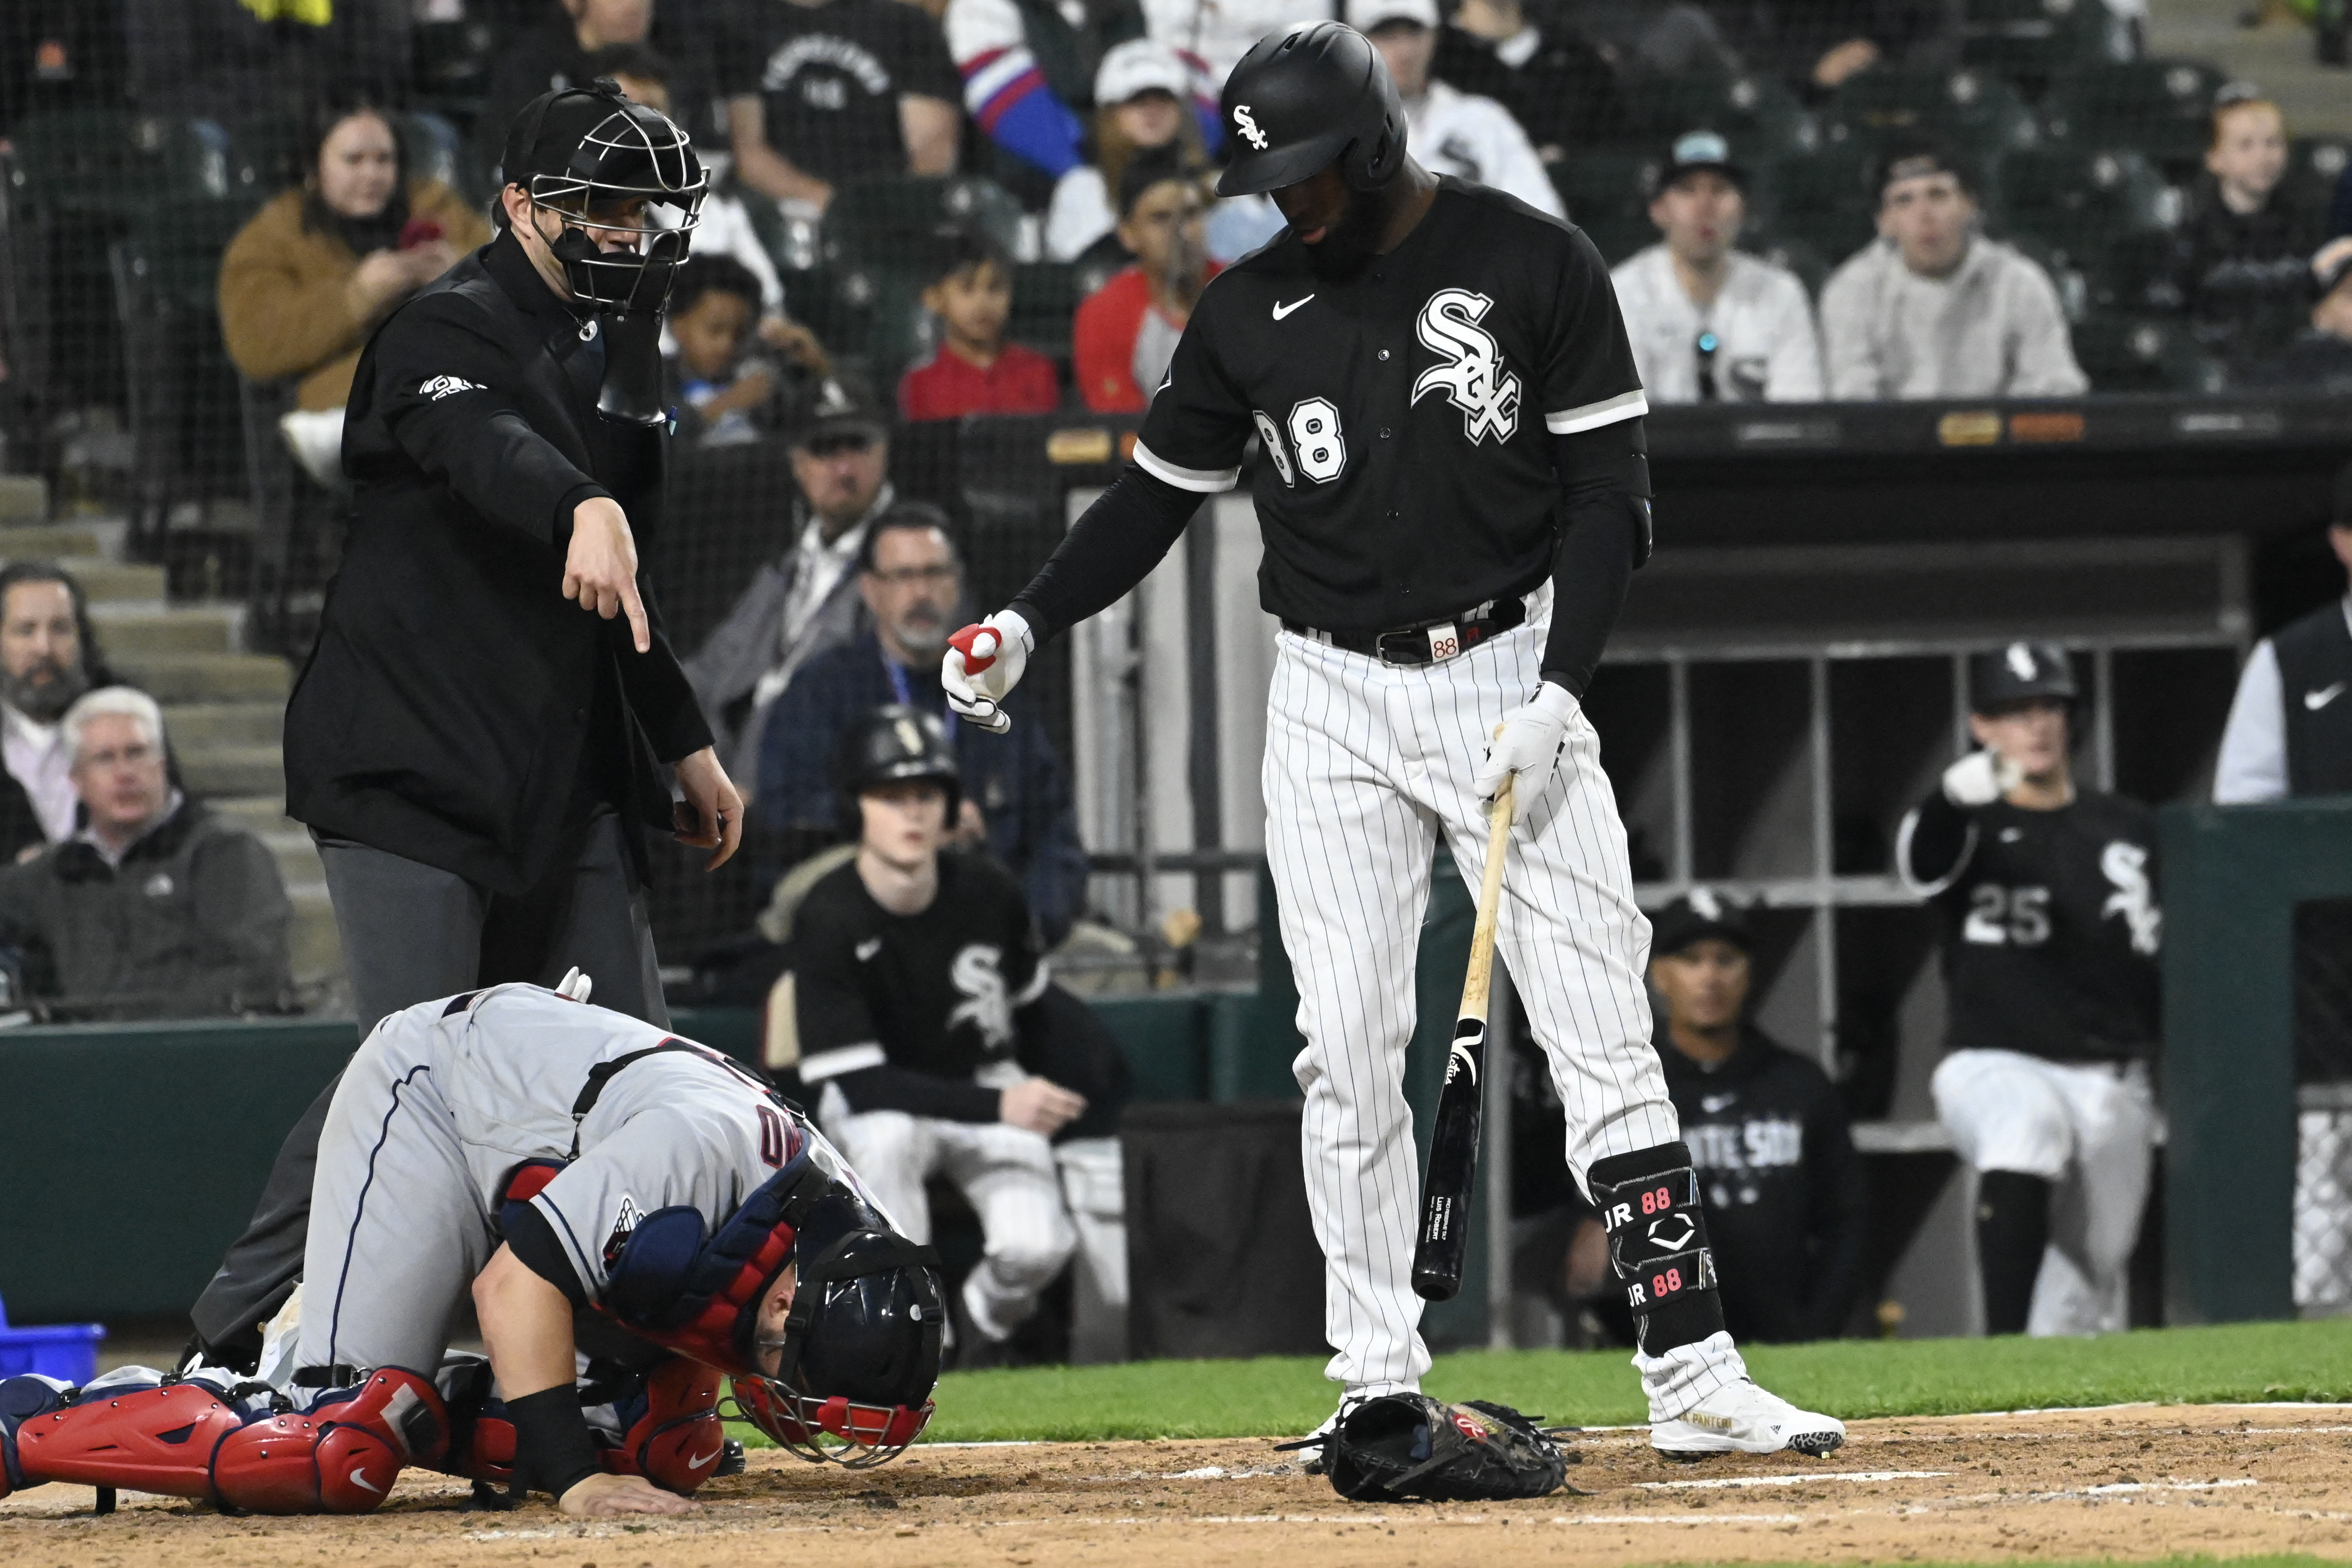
[
  {"xmin": 1969, "ymin": 640, "xmax": 2078, "ymax": 715},
  {"xmin": 833, "ymin": 704, "xmax": 962, "ymax": 841},
  {"xmin": 502, "ymin": 77, "xmax": 705, "ymax": 316},
  {"xmin": 1217, "ymin": 21, "xmax": 1405, "ymax": 197}
]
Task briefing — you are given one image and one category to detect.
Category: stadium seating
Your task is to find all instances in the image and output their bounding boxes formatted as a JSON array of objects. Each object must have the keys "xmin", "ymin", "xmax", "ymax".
[
  {"xmin": 1995, "ymin": 143, "xmax": 2175, "ymax": 259},
  {"xmin": 1763, "ymin": 138, "xmax": 1883, "ymax": 265},
  {"xmin": 110, "ymin": 198, "xmax": 249, "ymax": 546},
  {"xmin": 2068, "ymin": 313, "xmax": 2227, "ymax": 391},
  {"xmin": 2042, "ymin": 58, "xmax": 2230, "ymax": 172},
  {"xmin": 1826, "ymin": 66, "xmax": 2041, "ymax": 166},
  {"xmin": 1958, "ymin": 0, "xmax": 2137, "ymax": 81},
  {"xmin": 1550, "ymin": 149, "xmax": 1660, "ymax": 266},
  {"xmin": 1620, "ymin": 71, "xmax": 1815, "ymax": 165},
  {"xmin": 820, "ymin": 175, "xmax": 1027, "ymax": 270}
]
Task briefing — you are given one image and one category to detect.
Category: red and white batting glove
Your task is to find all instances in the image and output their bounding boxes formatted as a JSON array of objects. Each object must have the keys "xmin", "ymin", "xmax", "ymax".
[
  {"xmin": 1474, "ymin": 681, "xmax": 1580, "ymax": 802},
  {"xmin": 943, "ymin": 610, "xmax": 1033, "ymax": 735}
]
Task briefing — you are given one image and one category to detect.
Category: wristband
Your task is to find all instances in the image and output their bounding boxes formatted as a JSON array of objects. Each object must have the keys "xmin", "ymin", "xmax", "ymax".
[{"xmin": 506, "ymin": 1385, "xmax": 601, "ymax": 1500}]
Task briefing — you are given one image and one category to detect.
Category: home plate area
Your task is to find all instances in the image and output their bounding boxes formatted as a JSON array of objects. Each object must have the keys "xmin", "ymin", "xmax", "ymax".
[{"xmin": 5, "ymin": 1404, "xmax": 2350, "ymax": 1567}]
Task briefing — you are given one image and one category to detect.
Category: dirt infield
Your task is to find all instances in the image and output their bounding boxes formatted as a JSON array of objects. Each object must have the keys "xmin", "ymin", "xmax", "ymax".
[{"xmin": 7, "ymin": 1402, "xmax": 2352, "ymax": 1566}]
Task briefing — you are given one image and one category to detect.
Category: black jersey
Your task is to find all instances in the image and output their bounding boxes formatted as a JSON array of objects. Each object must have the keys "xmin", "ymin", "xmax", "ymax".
[
  {"xmin": 1659, "ymin": 1026, "xmax": 1867, "ymax": 1345},
  {"xmin": 1132, "ymin": 177, "xmax": 1646, "ymax": 636},
  {"xmin": 1899, "ymin": 788, "xmax": 2163, "ymax": 1062},
  {"xmin": 791, "ymin": 851, "xmax": 1047, "ymax": 1120}
]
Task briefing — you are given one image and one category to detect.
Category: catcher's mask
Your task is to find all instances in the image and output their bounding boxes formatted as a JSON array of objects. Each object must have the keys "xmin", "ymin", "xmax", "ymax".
[
  {"xmin": 504, "ymin": 1095, "xmax": 943, "ymax": 1466},
  {"xmin": 504, "ymin": 77, "xmax": 706, "ymax": 317}
]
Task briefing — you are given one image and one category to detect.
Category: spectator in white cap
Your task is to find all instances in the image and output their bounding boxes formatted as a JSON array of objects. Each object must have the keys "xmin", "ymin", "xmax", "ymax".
[
  {"xmin": 1612, "ymin": 131, "xmax": 1822, "ymax": 403},
  {"xmin": 1350, "ymin": 0, "xmax": 1563, "ymax": 218},
  {"xmin": 1044, "ymin": 37, "xmax": 1207, "ymax": 262}
]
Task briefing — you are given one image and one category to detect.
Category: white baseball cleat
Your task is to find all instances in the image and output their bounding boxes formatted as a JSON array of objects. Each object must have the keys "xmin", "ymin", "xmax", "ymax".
[{"xmin": 1650, "ymin": 1379, "xmax": 1845, "ymax": 1458}]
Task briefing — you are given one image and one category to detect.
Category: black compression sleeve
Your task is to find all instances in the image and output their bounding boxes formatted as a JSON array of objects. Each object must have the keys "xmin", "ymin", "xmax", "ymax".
[
  {"xmin": 829, "ymin": 1063, "xmax": 1003, "ymax": 1122},
  {"xmin": 1901, "ymin": 791, "xmax": 1975, "ymax": 887},
  {"xmin": 1540, "ymin": 419, "xmax": 1651, "ymax": 698},
  {"xmin": 501, "ymin": 1205, "xmax": 589, "ymax": 1308},
  {"xmin": 506, "ymin": 1385, "xmax": 602, "ymax": 1501},
  {"xmin": 1007, "ymin": 465, "xmax": 1200, "ymax": 643}
]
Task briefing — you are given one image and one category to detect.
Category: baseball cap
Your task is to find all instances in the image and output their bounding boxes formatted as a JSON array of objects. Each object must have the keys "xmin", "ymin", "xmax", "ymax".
[
  {"xmin": 1346, "ymin": 0, "xmax": 1440, "ymax": 30},
  {"xmin": 1872, "ymin": 136, "xmax": 1976, "ymax": 201},
  {"xmin": 1651, "ymin": 129, "xmax": 1748, "ymax": 194},
  {"xmin": 1649, "ymin": 887, "xmax": 1753, "ymax": 960},
  {"xmin": 1094, "ymin": 37, "xmax": 1191, "ymax": 107},
  {"xmin": 785, "ymin": 373, "xmax": 887, "ymax": 448}
]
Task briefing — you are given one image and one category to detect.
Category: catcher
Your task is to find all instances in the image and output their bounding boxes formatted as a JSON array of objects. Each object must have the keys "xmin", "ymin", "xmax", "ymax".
[{"xmin": 0, "ymin": 981, "xmax": 943, "ymax": 1517}]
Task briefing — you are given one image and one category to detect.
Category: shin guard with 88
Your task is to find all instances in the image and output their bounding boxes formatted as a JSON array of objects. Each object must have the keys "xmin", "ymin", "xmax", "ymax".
[{"xmin": 1587, "ymin": 1142, "xmax": 1726, "ymax": 1356}]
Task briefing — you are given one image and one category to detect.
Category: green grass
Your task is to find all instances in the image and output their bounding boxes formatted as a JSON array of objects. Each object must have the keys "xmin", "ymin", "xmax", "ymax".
[{"xmin": 897, "ymin": 1318, "xmax": 2352, "ymax": 1443}]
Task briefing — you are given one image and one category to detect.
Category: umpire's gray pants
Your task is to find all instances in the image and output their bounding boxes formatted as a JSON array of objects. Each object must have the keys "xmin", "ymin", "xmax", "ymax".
[{"xmin": 189, "ymin": 810, "xmax": 663, "ymax": 1360}]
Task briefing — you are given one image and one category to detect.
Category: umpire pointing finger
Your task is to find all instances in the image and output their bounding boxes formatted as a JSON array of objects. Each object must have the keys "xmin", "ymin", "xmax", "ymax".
[{"xmin": 187, "ymin": 81, "xmax": 743, "ymax": 1370}]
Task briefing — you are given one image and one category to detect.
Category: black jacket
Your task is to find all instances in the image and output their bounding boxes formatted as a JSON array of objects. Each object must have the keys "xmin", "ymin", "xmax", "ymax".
[
  {"xmin": 1658, "ymin": 1025, "xmax": 1868, "ymax": 1343},
  {"xmin": 285, "ymin": 232, "xmax": 713, "ymax": 895},
  {"xmin": 2166, "ymin": 176, "xmax": 2324, "ymax": 373}
]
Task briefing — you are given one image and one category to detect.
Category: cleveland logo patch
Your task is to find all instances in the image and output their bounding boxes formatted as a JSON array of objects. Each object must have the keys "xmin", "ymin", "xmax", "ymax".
[
  {"xmin": 1412, "ymin": 289, "xmax": 1520, "ymax": 445},
  {"xmin": 602, "ymin": 1194, "xmax": 643, "ymax": 1269}
]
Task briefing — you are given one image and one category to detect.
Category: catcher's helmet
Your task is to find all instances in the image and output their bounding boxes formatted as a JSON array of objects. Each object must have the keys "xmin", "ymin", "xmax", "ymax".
[
  {"xmin": 833, "ymin": 704, "xmax": 962, "ymax": 839},
  {"xmin": 1216, "ymin": 22, "xmax": 1405, "ymax": 197},
  {"xmin": 1969, "ymin": 641, "xmax": 2077, "ymax": 713},
  {"xmin": 502, "ymin": 77, "xmax": 705, "ymax": 315}
]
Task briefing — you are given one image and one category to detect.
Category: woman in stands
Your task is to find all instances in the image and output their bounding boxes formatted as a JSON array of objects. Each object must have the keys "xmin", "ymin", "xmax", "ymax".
[
  {"xmin": 1043, "ymin": 38, "xmax": 1204, "ymax": 263},
  {"xmin": 218, "ymin": 96, "xmax": 488, "ymax": 483}
]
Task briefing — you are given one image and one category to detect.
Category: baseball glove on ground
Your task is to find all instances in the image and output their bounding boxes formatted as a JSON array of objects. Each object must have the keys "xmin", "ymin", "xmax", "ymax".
[{"xmin": 1323, "ymin": 1394, "xmax": 1578, "ymax": 1503}]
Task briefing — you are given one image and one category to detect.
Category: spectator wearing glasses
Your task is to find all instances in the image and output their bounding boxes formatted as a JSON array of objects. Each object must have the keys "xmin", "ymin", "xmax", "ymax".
[
  {"xmin": 755, "ymin": 504, "xmax": 1089, "ymax": 944},
  {"xmin": 685, "ymin": 375, "xmax": 896, "ymax": 795},
  {"xmin": 1612, "ymin": 132, "xmax": 1822, "ymax": 403},
  {"xmin": 1350, "ymin": 0, "xmax": 1563, "ymax": 218},
  {"xmin": 0, "ymin": 688, "xmax": 292, "ymax": 1021},
  {"xmin": 1819, "ymin": 139, "xmax": 2087, "ymax": 401},
  {"xmin": 1073, "ymin": 147, "xmax": 1219, "ymax": 411}
]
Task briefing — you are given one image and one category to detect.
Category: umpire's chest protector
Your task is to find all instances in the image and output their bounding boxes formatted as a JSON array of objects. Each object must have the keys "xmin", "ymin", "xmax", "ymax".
[{"xmin": 286, "ymin": 233, "xmax": 689, "ymax": 895}]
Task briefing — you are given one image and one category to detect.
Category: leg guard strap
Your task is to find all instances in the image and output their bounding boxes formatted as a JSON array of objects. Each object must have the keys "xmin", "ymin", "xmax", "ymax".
[{"xmin": 1589, "ymin": 1142, "xmax": 1727, "ymax": 1356}]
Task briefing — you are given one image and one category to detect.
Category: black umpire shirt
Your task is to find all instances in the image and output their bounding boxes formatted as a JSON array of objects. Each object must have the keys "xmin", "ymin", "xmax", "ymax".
[
  {"xmin": 1018, "ymin": 176, "xmax": 1647, "ymax": 640},
  {"xmin": 285, "ymin": 231, "xmax": 713, "ymax": 896},
  {"xmin": 1899, "ymin": 787, "xmax": 2163, "ymax": 1062}
]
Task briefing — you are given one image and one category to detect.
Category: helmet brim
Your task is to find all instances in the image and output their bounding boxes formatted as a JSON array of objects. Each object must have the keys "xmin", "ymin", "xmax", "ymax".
[{"xmin": 1216, "ymin": 132, "xmax": 1351, "ymax": 197}]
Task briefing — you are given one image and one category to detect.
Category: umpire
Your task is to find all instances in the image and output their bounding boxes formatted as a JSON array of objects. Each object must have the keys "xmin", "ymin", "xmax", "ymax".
[{"xmin": 187, "ymin": 81, "xmax": 744, "ymax": 1371}]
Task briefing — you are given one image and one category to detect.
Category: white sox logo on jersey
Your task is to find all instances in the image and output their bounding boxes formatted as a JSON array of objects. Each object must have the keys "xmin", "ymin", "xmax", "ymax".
[
  {"xmin": 1411, "ymin": 289, "xmax": 1520, "ymax": 445},
  {"xmin": 1232, "ymin": 104, "xmax": 1268, "ymax": 150},
  {"xmin": 948, "ymin": 943, "xmax": 1015, "ymax": 1048},
  {"xmin": 2100, "ymin": 841, "xmax": 2162, "ymax": 955}
]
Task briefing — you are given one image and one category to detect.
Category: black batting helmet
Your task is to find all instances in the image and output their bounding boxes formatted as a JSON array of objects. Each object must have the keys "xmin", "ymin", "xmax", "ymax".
[
  {"xmin": 832, "ymin": 705, "xmax": 962, "ymax": 839},
  {"xmin": 502, "ymin": 77, "xmax": 705, "ymax": 315},
  {"xmin": 1969, "ymin": 641, "xmax": 2077, "ymax": 714},
  {"xmin": 1216, "ymin": 22, "xmax": 1405, "ymax": 197}
]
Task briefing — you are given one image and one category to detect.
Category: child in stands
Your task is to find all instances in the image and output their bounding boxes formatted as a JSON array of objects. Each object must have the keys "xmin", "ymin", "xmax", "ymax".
[{"xmin": 896, "ymin": 227, "xmax": 1062, "ymax": 422}]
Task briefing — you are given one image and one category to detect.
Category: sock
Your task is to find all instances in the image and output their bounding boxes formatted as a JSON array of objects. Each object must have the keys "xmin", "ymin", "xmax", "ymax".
[{"xmin": 1975, "ymin": 1169, "xmax": 2052, "ymax": 1335}]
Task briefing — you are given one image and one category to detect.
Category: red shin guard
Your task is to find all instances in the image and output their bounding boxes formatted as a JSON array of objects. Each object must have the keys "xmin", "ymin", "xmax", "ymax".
[
  {"xmin": 210, "ymin": 1369, "xmax": 448, "ymax": 1514},
  {"xmin": 12, "ymin": 1383, "xmax": 247, "ymax": 1501},
  {"xmin": 603, "ymin": 1357, "xmax": 725, "ymax": 1495}
]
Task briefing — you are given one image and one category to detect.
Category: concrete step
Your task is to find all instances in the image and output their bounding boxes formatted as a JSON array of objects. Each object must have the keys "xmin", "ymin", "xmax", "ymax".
[
  {"xmin": 163, "ymin": 701, "xmax": 283, "ymax": 748},
  {"xmin": 94, "ymin": 606, "xmax": 239, "ymax": 656},
  {"xmin": 264, "ymin": 829, "xmax": 324, "ymax": 890},
  {"xmin": 210, "ymin": 796, "xmax": 296, "ymax": 836},
  {"xmin": 0, "ymin": 476, "xmax": 46, "ymax": 522},
  {"xmin": 178, "ymin": 742, "xmax": 282, "ymax": 798},
  {"xmin": 0, "ymin": 525, "xmax": 100, "ymax": 558},
  {"xmin": 114, "ymin": 652, "xmax": 290, "ymax": 703},
  {"xmin": 54, "ymin": 557, "xmax": 165, "ymax": 606}
]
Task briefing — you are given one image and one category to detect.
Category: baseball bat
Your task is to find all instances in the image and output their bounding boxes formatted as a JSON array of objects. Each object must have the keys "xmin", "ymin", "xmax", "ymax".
[{"xmin": 1411, "ymin": 772, "xmax": 1515, "ymax": 1303}]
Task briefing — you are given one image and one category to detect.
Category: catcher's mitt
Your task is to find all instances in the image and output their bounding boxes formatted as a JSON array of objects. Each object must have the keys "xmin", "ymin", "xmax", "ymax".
[{"xmin": 1322, "ymin": 1394, "xmax": 1577, "ymax": 1503}]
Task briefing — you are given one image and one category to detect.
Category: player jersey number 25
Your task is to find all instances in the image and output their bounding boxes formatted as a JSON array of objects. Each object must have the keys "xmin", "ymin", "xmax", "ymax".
[{"xmin": 1965, "ymin": 884, "xmax": 2051, "ymax": 947}]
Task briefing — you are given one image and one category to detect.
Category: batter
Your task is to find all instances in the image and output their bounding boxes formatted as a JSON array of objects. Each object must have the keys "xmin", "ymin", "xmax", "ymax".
[{"xmin": 943, "ymin": 19, "xmax": 1841, "ymax": 1457}]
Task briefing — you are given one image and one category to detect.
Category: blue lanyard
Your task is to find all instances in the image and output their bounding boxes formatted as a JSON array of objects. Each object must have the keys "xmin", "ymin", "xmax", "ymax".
[{"xmin": 884, "ymin": 654, "xmax": 955, "ymax": 744}]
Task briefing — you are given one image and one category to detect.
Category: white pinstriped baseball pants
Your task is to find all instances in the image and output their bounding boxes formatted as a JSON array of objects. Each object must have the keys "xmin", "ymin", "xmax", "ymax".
[{"xmin": 1264, "ymin": 609, "xmax": 1682, "ymax": 1395}]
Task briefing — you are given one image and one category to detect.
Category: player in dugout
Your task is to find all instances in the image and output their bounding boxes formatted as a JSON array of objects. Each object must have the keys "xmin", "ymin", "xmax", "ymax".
[
  {"xmin": 780, "ymin": 705, "xmax": 1130, "ymax": 1369},
  {"xmin": 1897, "ymin": 641, "xmax": 2163, "ymax": 1337},
  {"xmin": 0, "ymin": 980, "xmax": 943, "ymax": 1518}
]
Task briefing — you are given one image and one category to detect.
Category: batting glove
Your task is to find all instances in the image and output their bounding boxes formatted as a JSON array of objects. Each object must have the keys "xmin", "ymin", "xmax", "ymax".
[
  {"xmin": 1475, "ymin": 681, "xmax": 1581, "ymax": 801},
  {"xmin": 943, "ymin": 609, "xmax": 1033, "ymax": 736},
  {"xmin": 1941, "ymin": 749, "xmax": 2025, "ymax": 808}
]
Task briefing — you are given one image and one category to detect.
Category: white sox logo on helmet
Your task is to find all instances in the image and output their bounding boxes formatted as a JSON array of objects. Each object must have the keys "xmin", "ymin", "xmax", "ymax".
[
  {"xmin": 1232, "ymin": 104, "xmax": 1269, "ymax": 150},
  {"xmin": 1412, "ymin": 289, "xmax": 1520, "ymax": 445}
]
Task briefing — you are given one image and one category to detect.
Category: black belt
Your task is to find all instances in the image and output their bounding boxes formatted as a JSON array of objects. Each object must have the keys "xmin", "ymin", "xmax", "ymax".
[{"xmin": 1281, "ymin": 596, "xmax": 1525, "ymax": 666}]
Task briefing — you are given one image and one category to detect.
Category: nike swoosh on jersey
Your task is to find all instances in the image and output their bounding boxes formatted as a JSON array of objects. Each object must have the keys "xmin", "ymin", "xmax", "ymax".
[
  {"xmin": 856, "ymin": 936, "xmax": 883, "ymax": 961},
  {"xmin": 1272, "ymin": 294, "xmax": 1315, "ymax": 320},
  {"xmin": 2308, "ymin": 682, "xmax": 2346, "ymax": 711}
]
